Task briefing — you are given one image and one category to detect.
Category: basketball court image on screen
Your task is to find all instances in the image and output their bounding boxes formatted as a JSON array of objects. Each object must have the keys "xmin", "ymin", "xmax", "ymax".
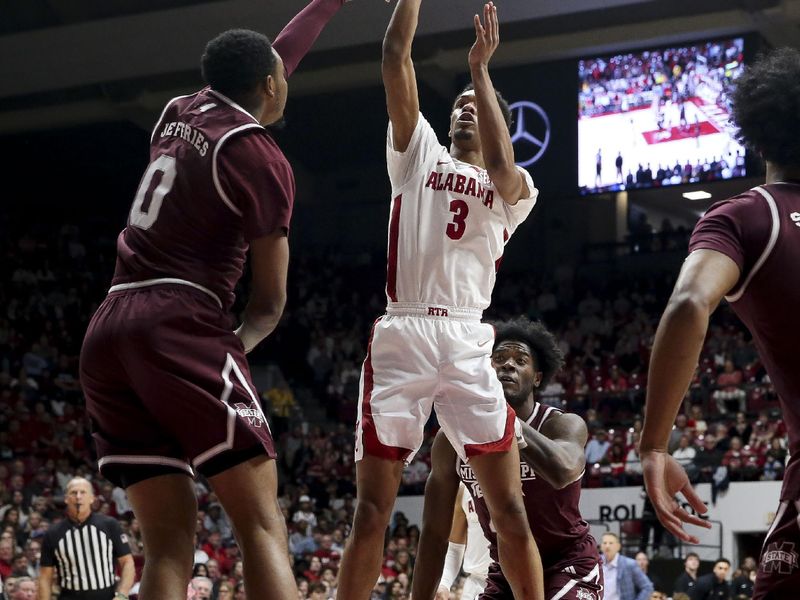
[{"xmin": 578, "ymin": 38, "xmax": 746, "ymax": 194}]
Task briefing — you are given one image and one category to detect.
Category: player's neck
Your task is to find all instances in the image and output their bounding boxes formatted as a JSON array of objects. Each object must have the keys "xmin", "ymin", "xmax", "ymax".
[
  {"xmin": 449, "ymin": 146, "xmax": 485, "ymax": 168},
  {"xmin": 514, "ymin": 395, "xmax": 536, "ymax": 422},
  {"xmin": 765, "ymin": 162, "xmax": 800, "ymax": 184}
]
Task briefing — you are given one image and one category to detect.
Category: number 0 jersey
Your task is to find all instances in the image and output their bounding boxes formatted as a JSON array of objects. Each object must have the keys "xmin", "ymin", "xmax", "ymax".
[
  {"xmin": 385, "ymin": 114, "xmax": 537, "ymax": 310},
  {"xmin": 112, "ymin": 87, "xmax": 295, "ymax": 311}
]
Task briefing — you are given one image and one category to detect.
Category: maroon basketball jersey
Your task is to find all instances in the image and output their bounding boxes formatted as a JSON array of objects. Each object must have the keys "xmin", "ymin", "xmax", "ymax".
[
  {"xmin": 690, "ymin": 182, "xmax": 800, "ymax": 500},
  {"xmin": 457, "ymin": 403, "xmax": 597, "ymax": 567},
  {"xmin": 112, "ymin": 87, "xmax": 295, "ymax": 311}
]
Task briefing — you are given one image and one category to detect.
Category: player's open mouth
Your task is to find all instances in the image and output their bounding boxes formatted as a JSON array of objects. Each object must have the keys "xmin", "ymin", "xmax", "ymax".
[
  {"xmin": 498, "ymin": 375, "xmax": 515, "ymax": 384},
  {"xmin": 457, "ymin": 114, "xmax": 475, "ymax": 124}
]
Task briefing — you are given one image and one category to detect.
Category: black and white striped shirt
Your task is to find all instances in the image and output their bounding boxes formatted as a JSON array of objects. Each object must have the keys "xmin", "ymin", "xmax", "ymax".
[{"xmin": 41, "ymin": 512, "xmax": 131, "ymax": 599}]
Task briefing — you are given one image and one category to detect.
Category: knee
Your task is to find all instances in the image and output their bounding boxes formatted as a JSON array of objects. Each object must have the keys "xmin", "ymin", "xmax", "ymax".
[
  {"xmin": 488, "ymin": 497, "xmax": 530, "ymax": 538},
  {"xmin": 352, "ymin": 497, "xmax": 393, "ymax": 534}
]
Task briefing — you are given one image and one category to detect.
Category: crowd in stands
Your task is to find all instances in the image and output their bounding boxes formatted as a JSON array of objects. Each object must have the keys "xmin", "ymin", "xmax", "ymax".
[
  {"xmin": 0, "ymin": 210, "xmax": 783, "ymax": 599},
  {"xmin": 579, "ymin": 39, "xmax": 745, "ymax": 118}
]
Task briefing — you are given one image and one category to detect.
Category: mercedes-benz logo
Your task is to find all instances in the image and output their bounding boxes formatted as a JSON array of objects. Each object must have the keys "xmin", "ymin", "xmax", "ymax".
[{"xmin": 510, "ymin": 101, "xmax": 551, "ymax": 167}]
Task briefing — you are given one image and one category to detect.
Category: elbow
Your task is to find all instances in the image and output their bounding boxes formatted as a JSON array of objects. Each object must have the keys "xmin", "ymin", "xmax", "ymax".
[
  {"xmin": 250, "ymin": 291, "xmax": 286, "ymax": 324},
  {"xmin": 551, "ymin": 457, "xmax": 585, "ymax": 490},
  {"xmin": 664, "ymin": 291, "xmax": 711, "ymax": 323},
  {"xmin": 382, "ymin": 39, "xmax": 409, "ymax": 67}
]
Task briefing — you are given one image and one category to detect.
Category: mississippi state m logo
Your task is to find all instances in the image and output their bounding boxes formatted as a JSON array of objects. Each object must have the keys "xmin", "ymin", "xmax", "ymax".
[
  {"xmin": 234, "ymin": 402, "xmax": 266, "ymax": 428},
  {"xmin": 576, "ymin": 589, "xmax": 596, "ymax": 600},
  {"xmin": 762, "ymin": 542, "xmax": 799, "ymax": 575}
]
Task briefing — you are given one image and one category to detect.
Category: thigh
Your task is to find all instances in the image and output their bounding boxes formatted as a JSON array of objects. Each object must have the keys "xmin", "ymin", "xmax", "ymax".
[
  {"xmin": 208, "ymin": 455, "xmax": 285, "ymax": 532},
  {"xmin": 89, "ymin": 288, "xmax": 276, "ymax": 483},
  {"xmin": 126, "ymin": 473, "xmax": 197, "ymax": 545},
  {"xmin": 81, "ymin": 294, "xmax": 190, "ymax": 485},
  {"xmin": 436, "ymin": 322, "xmax": 513, "ymax": 460},
  {"xmin": 754, "ymin": 499, "xmax": 800, "ymax": 600},
  {"xmin": 356, "ymin": 317, "xmax": 438, "ymax": 462}
]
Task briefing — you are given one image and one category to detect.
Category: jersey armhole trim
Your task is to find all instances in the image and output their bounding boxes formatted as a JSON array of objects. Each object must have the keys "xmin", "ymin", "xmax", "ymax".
[
  {"xmin": 150, "ymin": 93, "xmax": 196, "ymax": 144},
  {"xmin": 724, "ymin": 186, "xmax": 780, "ymax": 303},
  {"xmin": 212, "ymin": 124, "xmax": 264, "ymax": 217}
]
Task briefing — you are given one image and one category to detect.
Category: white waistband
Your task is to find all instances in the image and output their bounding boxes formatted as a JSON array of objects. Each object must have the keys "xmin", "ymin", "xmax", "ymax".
[
  {"xmin": 108, "ymin": 277, "xmax": 223, "ymax": 308},
  {"xmin": 386, "ymin": 302, "xmax": 482, "ymax": 321}
]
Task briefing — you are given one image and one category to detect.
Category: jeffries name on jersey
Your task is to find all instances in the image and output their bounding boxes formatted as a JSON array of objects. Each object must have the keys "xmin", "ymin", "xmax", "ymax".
[{"xmin": 159, "ymin": 120, "xmax": 210, "ymax": 156}]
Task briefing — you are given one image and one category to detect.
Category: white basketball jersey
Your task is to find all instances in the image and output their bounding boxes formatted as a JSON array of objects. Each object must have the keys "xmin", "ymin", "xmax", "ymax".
[
  {"xmin": 385, "ymin": 114, "xmax": 538, "ymax": 310},
  {"xmin": 460, "ymin": 483, "xmax": 491, "ymax": 577}
]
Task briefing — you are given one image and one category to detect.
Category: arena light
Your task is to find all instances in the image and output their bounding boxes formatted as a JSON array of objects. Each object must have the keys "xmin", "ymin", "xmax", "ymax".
[{"xmin": 682, "ymin": 191, "xmax": 712, "ymax": 200}]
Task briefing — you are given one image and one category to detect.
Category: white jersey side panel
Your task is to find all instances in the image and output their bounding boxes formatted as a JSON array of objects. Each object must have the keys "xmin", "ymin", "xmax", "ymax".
[
  {"xmin": 385, "ymin": 114, "xmax": 538, "ymax": 310},
  {"xmin": 460, "ymin": 483, "xmax": 491, "ymax": 576}
]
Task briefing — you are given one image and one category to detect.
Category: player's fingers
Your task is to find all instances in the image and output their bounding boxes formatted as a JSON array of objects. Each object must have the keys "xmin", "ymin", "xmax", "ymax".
[
  {"xmin": 474, "ymin": 14, "xmax": 483, "ymax": 37},
  {"xmin": 681, "ymin": 481, "xmax": 709, "ymax": 515},
  {"xmin": 675, "ymin": 506, "xmax": 712, "ymax": 529},
  {"xmin": 492, "ymin": 5, "xmax": 499, "ymax": 42}
]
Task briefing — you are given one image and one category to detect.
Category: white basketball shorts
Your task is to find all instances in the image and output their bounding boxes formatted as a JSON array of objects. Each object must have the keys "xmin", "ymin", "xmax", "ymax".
[{"xmin": 354, "ymin": 303, "xmax": 515, "ymax": 463}]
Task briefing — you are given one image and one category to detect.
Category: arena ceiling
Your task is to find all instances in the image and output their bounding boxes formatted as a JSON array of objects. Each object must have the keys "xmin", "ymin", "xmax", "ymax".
[{"xmin": 0, "ymin": 0, "xmax": 798, "ymax": 135}]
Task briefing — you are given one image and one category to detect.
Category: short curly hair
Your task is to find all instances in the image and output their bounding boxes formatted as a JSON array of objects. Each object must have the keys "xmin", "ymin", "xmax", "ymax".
[
  {"xmin": 492, "ymin": 317, "xmax": 565, "ymax": 388},
  {"xmin": 201, "ymin": 29, "xmax": 277, "ymax": 100},
  {"xmin": 731, "ymin": 47, "xmax": 800, "ymax": 167},
  {"xmin": 457, "ymin": 83, "xmax": 513, "ymax": 130}
]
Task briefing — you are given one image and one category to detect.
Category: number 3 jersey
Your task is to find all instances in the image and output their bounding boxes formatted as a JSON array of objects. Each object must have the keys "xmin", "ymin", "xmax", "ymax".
[
  {"xmin": 112, "ymin": 87, "xmax": 295, "ymax": 311},
  {"xmin": 385, "ymin": 113, "xmax": 537, "ymax": 310}
]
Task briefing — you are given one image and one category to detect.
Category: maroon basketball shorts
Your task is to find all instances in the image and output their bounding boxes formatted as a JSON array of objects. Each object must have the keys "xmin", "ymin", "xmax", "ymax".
[
  {"xmin": 754, "ymin": 499, "xmax": 800, "ymax": 600},
  {"xmin": 480, "ymin": 555, "xmax": 604, "ymax": 600},
  {"xmin": 80, "ymin": 285, "xmax": 275, "ymax": 488}
]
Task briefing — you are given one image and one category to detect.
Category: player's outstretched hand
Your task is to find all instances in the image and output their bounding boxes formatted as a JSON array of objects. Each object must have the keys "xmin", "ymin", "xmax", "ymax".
[
  {"xmin": 468, "ymin": 2, "xmax": 499, "ymax": 70},
  {"xmin": 435, "ymin": 587, "xmax": 451, "ymax": 600},
  {"xmin": 641, "ymin": 450, "xmax": 711, "ymax": 544}
]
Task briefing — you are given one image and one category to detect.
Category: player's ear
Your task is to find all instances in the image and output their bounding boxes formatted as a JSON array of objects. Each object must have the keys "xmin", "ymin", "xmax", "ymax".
[{"xmin": 264, "ymin": 74, "xmax": 276, "ymax": 98}]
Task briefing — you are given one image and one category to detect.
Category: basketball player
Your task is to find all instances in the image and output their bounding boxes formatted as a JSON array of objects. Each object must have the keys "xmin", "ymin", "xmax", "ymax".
[
  {"xmin": 639, "ymin": 48, "xmax": 800, "ymax": 600},
  {"xmin": 336, "ymin": 2, "xmax": 543, "ymax": 599},
  {"xmin": 413, "ymin": 318, "xmax": 603, "ymax": 600},
  {"xmin": 436, "ymin": 483, "xmax": 491, "ymax": 600},
  {"xmin": 79, "ymin": 1, "xmax": 351, "ymax": 599}
]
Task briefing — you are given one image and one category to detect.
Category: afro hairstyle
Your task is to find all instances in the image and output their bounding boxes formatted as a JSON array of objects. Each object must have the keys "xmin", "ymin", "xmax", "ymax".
[
  {"xmin": 492, "ymin": 316, "xmax": 565, "ymax": 388},
  {"xmin": 731, "ymin": 47, "xmax": 800, "ymax": 167}
]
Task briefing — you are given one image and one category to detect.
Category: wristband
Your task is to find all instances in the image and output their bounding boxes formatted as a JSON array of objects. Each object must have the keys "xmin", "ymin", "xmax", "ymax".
[
  {"xmin": 440, "ymin": 541, "xmax": 466, "ymax": 590},
  {"xmin": 515, "ymin": 417, "xmax": 528, "ymax": 449}
]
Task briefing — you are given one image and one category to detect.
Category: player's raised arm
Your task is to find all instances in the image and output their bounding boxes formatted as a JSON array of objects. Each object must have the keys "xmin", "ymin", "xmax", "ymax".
[
  {"xmin": 411, "ymin": 431, "xmax": 461, "ymax": 600},
  {"xmin": 272, "ymin": 0, "xmax": 349, "ymax": 79},
  {"xmin": 640, "ymin": 249, "xmax": 739, "ymax": 542},
  {"xmin": 519, "ymin": 412, "xmax": 588, "ymax": 489},
  {"xmin": 469, "ymin": 3, "xmax": 528, "ymax": 204},
  {"xmin": 382, "ymin": 0, "xmax": 422, "ymax": 152}
]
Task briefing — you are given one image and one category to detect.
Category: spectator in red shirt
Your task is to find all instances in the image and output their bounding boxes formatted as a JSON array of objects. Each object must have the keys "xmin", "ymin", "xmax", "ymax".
[
  {"xmin": 713, "ymin": 359, "xmax": 746, "ymax": 414},
  {"xmin": 723, "ymin": 436, "xmax": 758, "ymax": 481}
]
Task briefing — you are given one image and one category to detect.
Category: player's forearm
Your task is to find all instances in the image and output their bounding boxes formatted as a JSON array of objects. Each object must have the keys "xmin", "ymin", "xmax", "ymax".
[
  {"xmin": 383, "ymin": 0, "xmax": 423, "ymax": 61},
  {"xmin": 412, "ymin": 526, "xmax": 451, "ymax": 600},
  {"xmin": 237, "ymin": 296, "xmax": 285, "ymax": 352},
  {"xmin": 272, "ymin": 0, "xmax": 345, "ymax": 79},
  {"xmin": 117, "ymin": 559, "xmax": 135, "ymax": 595},
  {"xmin": 640, "ymin": 295, "xmax": 710, "ymax": 453},
  {"xmin": 519, "ymin": 423, "xmax": 585, "ymax": 489},
  {"xmin": 470, "ymin": 65, "xmax": 518, "ymax": 188},
  {"xmin": 37, "ymin": 575, "xmax": 53, "ymax": 600}
]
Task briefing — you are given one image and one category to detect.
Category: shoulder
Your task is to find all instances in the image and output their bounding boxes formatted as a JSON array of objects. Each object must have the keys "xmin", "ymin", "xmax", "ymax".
[
  {"xmin": 93, "ymin": 513, "xmax": 121, "ymax": 529},
  {"xmin": 541, "ymin": 411, "xmax": 588, "ymax": 442},
  {"xmin": 219, "ymin": 128, "xmax": 288, "ymax": 166}
]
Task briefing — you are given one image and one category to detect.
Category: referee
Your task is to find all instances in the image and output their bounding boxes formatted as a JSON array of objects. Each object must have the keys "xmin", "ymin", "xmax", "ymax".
[{"xmin": 38, "ymin": 478, "xmax": 134, "ymax": 600}]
